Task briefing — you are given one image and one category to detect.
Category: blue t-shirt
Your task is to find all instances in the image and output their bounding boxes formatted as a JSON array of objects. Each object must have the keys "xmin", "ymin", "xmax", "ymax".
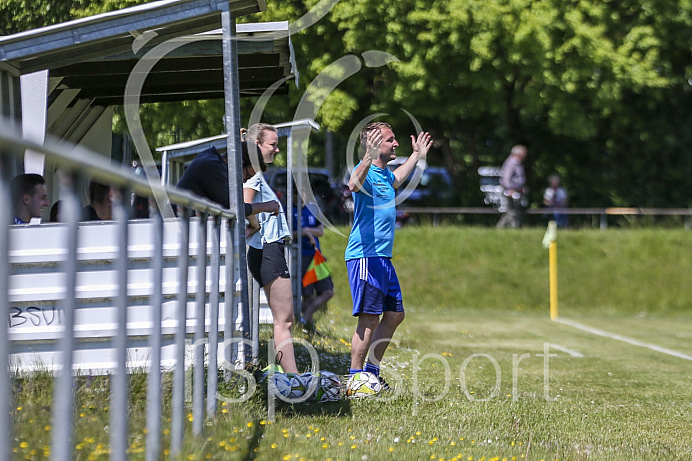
[
  {"xmin": 292, "ymin": 204, "xmax": 321, "ymax": 257},
  {"xmin": 345, "ymin": 163, "xmax": 397, "ymax": 260}
]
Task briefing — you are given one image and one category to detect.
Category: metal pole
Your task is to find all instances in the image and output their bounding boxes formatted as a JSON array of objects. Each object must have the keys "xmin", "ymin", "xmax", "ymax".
[
  {"xmin": 286, "ymin": 132, "xmax": 298, "ymax": 321},
  {"xmin": 207, "ymin": 216, "xmax": 221, "ymax": 418},
  {"xmin": 146, "ymin": 210, "xmax": 164, "ymax": 461},
  {"xmin": 111, "ymin": 186, "xmax": 130, "ymax": 461},
  {"xmin": 51, "ymin": 173, "xmax": 82, "ymax": 461},
  {"xmin": 192, "ymin": 214, "xmax": 208, "ymax": 436},
  {"xmin": 252, "ymin": 275, "xmax": 260, "ymax": 365},
  {"xmin": 0, "ymin": 157, "xmax": 13, "ymax": 461},
  {"xmin": 221, "ymin": 5, "xmax": 251, "ymax": 365},
  {"xmin": 171, "ymin": 208, "xmax": 190, "ymax": 459},
  {"xmin": 223, "ymin": 219, "xmax": 235, "ymax": 367}
]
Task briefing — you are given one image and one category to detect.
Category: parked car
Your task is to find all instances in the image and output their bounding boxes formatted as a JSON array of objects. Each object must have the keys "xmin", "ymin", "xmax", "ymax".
[
  {"xmin": 385, "ymin": 158, "xmax": 454, "ymax": 207},
  {"xmin": 264, "ymin": 167, "xmax": 348, "ymax": 223}
]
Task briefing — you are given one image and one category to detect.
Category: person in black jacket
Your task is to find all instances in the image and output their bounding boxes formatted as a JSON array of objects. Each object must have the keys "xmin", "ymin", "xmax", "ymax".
[{"xmin": 177, "ymin": 144, "xmax": 278, "ymax": 217}]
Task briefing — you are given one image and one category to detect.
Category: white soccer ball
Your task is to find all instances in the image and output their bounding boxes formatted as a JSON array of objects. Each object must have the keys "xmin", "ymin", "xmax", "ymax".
[
  {"xmin": 284, "ymin": 372, "xmax": 307, "ymax": 399},
  {"xmin": 316, "ymin": 371, "xmax": 342, "ymax": 402},
  {"xmin": 346, "ymin": 371, "xmax": 382, "ymax": 398},
  {"xmin": 267, "ymin": 372, "xmax": 292, "ymax": 398},
  {"xmin": 302, "ymin": 371, "xmax": 342, "ymax": 402}
]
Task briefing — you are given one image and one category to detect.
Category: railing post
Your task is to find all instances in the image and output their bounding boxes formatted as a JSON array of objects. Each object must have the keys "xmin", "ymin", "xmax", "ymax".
[
  {"xmin": 171, "ymin": 207, "xmax": 190, "ymax": 459},
  {"xmin": 192, "ymin": 213, "xmax": 208, "ymax": 436},
  {"xmin": 51, "ymin": 172, "xmax": 82, "ymax": 461},
  {"xmin": 685, "ymin": 215, "xmax": 691, "ymax": 231},
  {"xmin": 111, "ymin": 186, "xmax": 131, "ymax": 461},
  {"xmin": 0, "ymin": 157, "xmax": 13, "ymax": 461},
  {"xmin": 207, "ymin": 215, "xmax": 221, "ymax": 418},
  {"xmin": 146, "ymin": 210, "xmax": 164, "ymax": 461},
  {"xmin": 600, "ymin": 214, "xmax": 607, "ymax": 230}
]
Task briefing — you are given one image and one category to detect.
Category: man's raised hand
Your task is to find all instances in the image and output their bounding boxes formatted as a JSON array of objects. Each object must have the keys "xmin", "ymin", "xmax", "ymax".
[
  {"xmin": 366, "ymin": 129, "xmax": 383, "ymax": 160},
  {"xmin": 411, "ymin": 132, "xmax": 432, "ymax": 159}
]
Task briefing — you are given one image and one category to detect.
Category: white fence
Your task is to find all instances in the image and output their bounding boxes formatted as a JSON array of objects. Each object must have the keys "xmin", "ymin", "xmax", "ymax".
[
  {"xmin": 1, "ymin": 125, "xmax": 251, "ymax": 461},
  {"xmin": 8, "ymin": 218, "xmax": 239, "ymax": 374}
]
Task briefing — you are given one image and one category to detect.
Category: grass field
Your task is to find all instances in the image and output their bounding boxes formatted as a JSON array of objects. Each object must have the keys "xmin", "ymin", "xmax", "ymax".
[{"xmin": 10, "ymin": 227, "xmax": 692, "ymax": 460}]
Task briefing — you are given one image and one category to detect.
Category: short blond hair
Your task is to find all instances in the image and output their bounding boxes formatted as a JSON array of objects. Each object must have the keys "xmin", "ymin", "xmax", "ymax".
[{"xmin": 359, "ymin": 122, "xmax": 391, "ymax": 154}]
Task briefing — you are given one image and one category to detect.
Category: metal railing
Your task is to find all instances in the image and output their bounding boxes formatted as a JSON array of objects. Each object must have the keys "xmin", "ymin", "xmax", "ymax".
[
  {"xmin": 0, "ymin": 124, "xmax": 249, "ymax": 460},
  {"xmin": 399, "ymin": 206, "xmax": 692, "ymax": 229}
]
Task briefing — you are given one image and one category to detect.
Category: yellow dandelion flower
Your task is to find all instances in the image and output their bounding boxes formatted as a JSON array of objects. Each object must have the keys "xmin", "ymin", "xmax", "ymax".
[
  {"xmin": 282, "ymin": 455, "xmax": 292, "ymax": 460},
  {"xmin": 229, "ymin": 438, "xmax": 236, "ymax": 443},
  {"xmin": 44, "ymin": 426, "xmax": 51, "ymax": 431},
  {"xmin": 322, "ymin": 444, "xmax": 329, "ymax": 449},
  {"xmin": 187, "ymin": 454, "xmax": 196, "ymax": 460},
  {"xmin": 314, "ymin": 428, "xmax": 320, "ymax": 433},
  {"xmin": 19, "ymin": 442, "xmax": 28, "ymax": 449},
  {"xmin": 16, "ymin": 406, "xmax": 22, "ymax": 411},
  {"xmin": 351, "ymin": 445, "xmax": 357, "ymax": 450},
  {"xmin": 219, "ymin": 441, "xmax": 226, "ymax": 447},
  {"xmin": 80, "ymin": 413, "xmax": 85, "ymax": 418},
  {"xmin": 221, "ymin": 408, "xmax": 228, "ymax": 414},
  {"xmin": 284, "ymin": 434, "xmax": 289, "ymax": 438},
  {"xmin": 389, "ymin": 447, "xmax": 394, "ymax": 452},
  {"xmin": 416, "ymin": 431, "xmax": 421, "ymax": 436},
  {"xmin": 451, "ymin": 441, "xmax": 457, "ymax": 446},
  {"xmin": 271, "ymin": 443, "xmax": 278, "ymax": 449},
  {"xmin": 164, "ymin": 449, "xmax": 170, "ymax": 456},
  {"xmin": 260, "ymin": 420, "xmax": 267, "ymax": 425},
  {"xmin": 247, "ymin": 422, "xmax": 253, "ymax": 428},
  {"xmin": 338, "ymin": 442, "xmax": 344, "ymax": 446}
]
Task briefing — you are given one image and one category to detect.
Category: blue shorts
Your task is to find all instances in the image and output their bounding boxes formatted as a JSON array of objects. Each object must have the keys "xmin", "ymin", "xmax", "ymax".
[{"xmin": 346, "ymin": 257, "xmax": 404, "ymax": 317}]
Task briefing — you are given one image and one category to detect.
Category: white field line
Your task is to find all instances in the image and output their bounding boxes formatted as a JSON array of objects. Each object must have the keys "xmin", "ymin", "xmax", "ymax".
[
  {"xmin": 548, "ymin": 343, "xmax": 584, "ymax": 358},
  {"xmin": 555, "ymin": 317, "xmax": 692, "ymax": 362}
]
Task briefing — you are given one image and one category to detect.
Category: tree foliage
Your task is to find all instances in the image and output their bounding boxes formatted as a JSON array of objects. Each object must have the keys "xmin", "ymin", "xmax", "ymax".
[{"xmin": 2, "ymin": 0, "xmax": 692, "ymax": 207}]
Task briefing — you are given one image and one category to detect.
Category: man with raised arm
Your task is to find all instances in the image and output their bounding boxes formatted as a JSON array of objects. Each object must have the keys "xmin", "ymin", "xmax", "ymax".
[{"xmin": 345, "ymin": 121, "xmax": 432, "ymax": 394}]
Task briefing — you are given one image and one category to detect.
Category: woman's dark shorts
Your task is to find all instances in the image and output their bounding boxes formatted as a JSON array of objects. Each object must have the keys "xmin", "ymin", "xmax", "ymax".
[{"xmin": 247, "ymin": 242, "xmax": 290, "ymax": 288}]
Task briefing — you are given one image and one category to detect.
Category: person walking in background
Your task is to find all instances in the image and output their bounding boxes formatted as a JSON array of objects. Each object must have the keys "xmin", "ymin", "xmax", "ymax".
[
  {"xmin": 10, "ymin": 173, "xmax": 50, "ymax": 224},
  {"xmin": 497, "ymin": 145, "xmax": 528, "ymax": 229},
  {"xmin": 292, "ymin": 198, "xmax": 334, "ymax": 332},
  {"xmin": 345, "ymin": 121, "xmax": 432, "ymax": 394},
  {"xmin": 544, "ymin": 174, "xmax": 569, "ymax": 228}
]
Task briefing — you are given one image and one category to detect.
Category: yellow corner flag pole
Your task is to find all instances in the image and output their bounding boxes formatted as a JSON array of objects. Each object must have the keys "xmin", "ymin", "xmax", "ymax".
[{"xmin": 542, "ymin": 221, "xmax": 558, "ymax": 320}]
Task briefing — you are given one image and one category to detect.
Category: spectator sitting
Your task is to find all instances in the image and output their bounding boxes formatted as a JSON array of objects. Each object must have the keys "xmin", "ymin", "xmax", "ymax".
[
  {"xmin": 82, "ymin": 181, "xmax": 113, "ymax": 221},
  {"xmin": 543, "ymin": 174, "xmax": 568, "ymax": 228},
  {"xmin": 10, "ymin": 173, "xmax": 50, "ymax": 224},
  {"xmin": 49, "ymin": 200, "xmax": 61, "ymax": 222}
]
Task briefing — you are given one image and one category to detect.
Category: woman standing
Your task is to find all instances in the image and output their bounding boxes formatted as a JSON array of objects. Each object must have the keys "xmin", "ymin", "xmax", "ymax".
[{"xmin": 242, "ymin": 123, "xmax": 298, "ymax": 374}]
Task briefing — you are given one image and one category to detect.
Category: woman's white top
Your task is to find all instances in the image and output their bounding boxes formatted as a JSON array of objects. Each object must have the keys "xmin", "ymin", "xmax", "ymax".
[{"xmin": 243, "ymin": 172, "xmax": 290, "ymax": 249}]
